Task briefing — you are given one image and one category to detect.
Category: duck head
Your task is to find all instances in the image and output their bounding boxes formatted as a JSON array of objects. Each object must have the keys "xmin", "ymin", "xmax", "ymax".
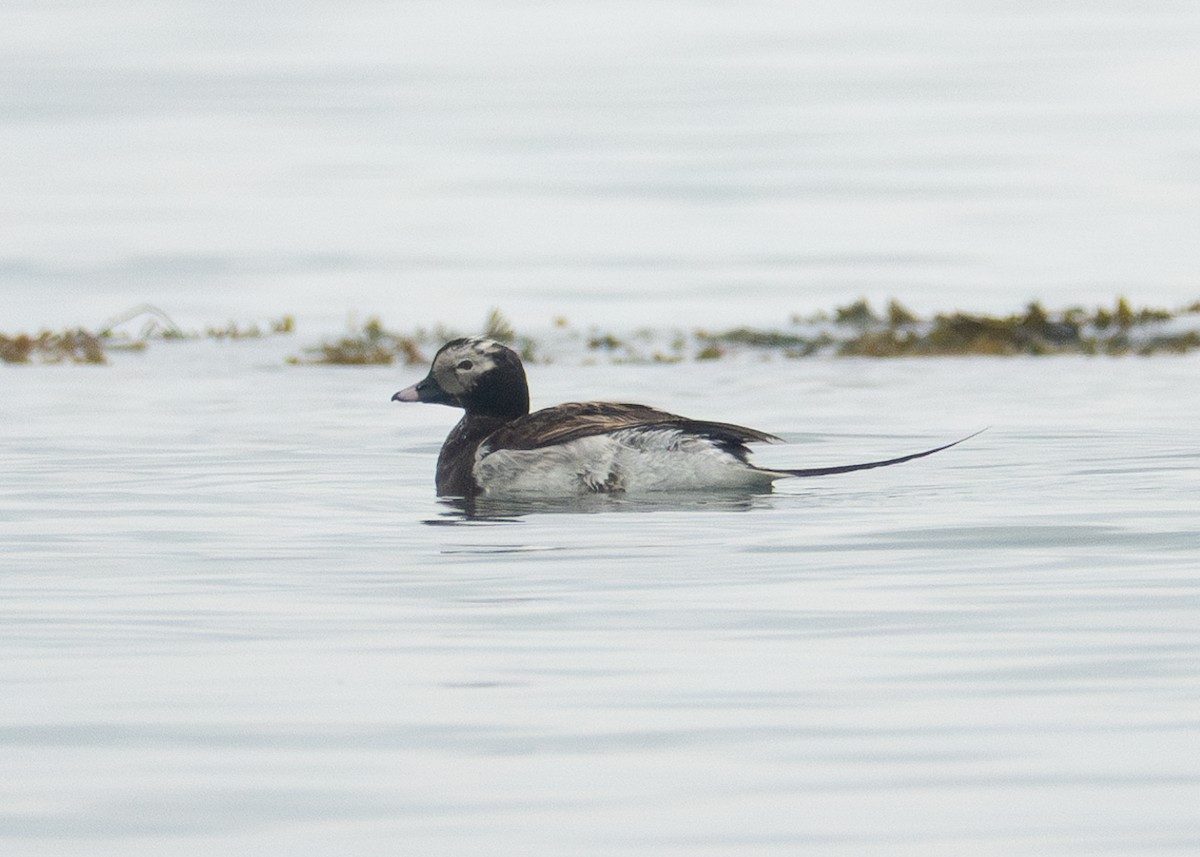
[{"xmin": 392, "ymin": 338, "xmax": 530, "ymax": 419}]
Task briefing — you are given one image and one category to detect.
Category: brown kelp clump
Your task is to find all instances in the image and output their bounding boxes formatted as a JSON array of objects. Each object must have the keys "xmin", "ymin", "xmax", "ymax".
[
  {"xmin": 293, "ymin": 308, "xmax": 531, "ymax": 365},
  {"xmin": 293, "ymin": 316, "xmax": 425, "ymax": 366},
  {"xmin": 297, "ymin": 297, "xmax": 1200, "ymax": 367},
  {"xmin": 99, "ymin": 304, "xmax": 295, "ymax": 346},
  {"xmin": 7, "ymin": 297, "xmax": 1199, "ymax": 367},
  {"xmin": 0, "ymin": 329, "xmax": 107, "ymax": 364},
  {"xmin": 1, "ymin": 305, "xmax": 296, "ymax": 365},
  {"xmin": 698, "ymin": 297, "xmax": 1200, "ymax": 359}
]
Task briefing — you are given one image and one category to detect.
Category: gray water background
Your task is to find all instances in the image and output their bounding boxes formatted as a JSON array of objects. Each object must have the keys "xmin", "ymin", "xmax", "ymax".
[
  {"xmin": 3, "ymin": 1, "xmax": 1200, "ymax": 854},
  {"xmin": 3, "ymin": 0, "xmax": 1200, "ymax": 331}
]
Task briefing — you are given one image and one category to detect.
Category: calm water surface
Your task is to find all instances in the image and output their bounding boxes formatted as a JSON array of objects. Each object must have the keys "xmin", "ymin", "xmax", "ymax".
[
  {"xmin": 3, "ymin": 0, "xmax": 1200, "ymax": 853},
  {"xmin": 3, "ymin": 342, "xmax": 1198, "ymax": 855}
]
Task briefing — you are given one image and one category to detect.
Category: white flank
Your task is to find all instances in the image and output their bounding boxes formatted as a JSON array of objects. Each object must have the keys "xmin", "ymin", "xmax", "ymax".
[{"xmin": 473, "ymin": 428, "xmax": 777, "ymax": 498}]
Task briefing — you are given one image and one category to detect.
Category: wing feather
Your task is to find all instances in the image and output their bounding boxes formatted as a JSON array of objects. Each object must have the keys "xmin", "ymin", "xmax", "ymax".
[{"xmin": 479, "ymin": 402, "xmax": 782, "ymax": 454}]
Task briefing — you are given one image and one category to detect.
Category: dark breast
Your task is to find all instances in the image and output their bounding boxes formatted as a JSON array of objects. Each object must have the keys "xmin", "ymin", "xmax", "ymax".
[{"xmin": 435, "ymin": 413, "xmax": 510, "ymax": 497}]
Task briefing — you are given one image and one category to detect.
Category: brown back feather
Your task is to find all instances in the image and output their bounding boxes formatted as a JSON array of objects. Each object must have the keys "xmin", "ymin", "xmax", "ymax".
[{"xmin": 480, "ymin": 402, "xmax": 782, "ymax": 453}]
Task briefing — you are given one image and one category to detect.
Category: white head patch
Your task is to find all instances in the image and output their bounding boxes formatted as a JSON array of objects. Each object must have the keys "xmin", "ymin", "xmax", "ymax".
[{"xmin": 430, "ymin": 338, "xmax": 505, "ymax": 395}]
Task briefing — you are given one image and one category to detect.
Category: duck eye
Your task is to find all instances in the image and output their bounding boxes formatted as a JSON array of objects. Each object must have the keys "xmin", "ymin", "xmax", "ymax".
[{"xmin": 456, "ymin": 359, "xmax": 474, "ymax": 371}]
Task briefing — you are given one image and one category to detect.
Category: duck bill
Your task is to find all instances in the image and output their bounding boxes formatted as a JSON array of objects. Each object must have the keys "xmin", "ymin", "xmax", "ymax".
[{"xmin": 392, "ymin": 374, "xmax": 457, "ymax": 406}]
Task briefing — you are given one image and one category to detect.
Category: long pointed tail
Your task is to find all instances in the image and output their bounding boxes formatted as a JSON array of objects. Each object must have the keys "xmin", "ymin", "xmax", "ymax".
[{"xmin": 775, "ymin": 429, "xmax": 986, "ymax": 478}]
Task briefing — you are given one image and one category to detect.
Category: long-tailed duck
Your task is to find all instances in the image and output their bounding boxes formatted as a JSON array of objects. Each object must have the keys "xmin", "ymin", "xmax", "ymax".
[{"xmin": 393, "ymin": 337, "xmax": 976, "ymax": 499}]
